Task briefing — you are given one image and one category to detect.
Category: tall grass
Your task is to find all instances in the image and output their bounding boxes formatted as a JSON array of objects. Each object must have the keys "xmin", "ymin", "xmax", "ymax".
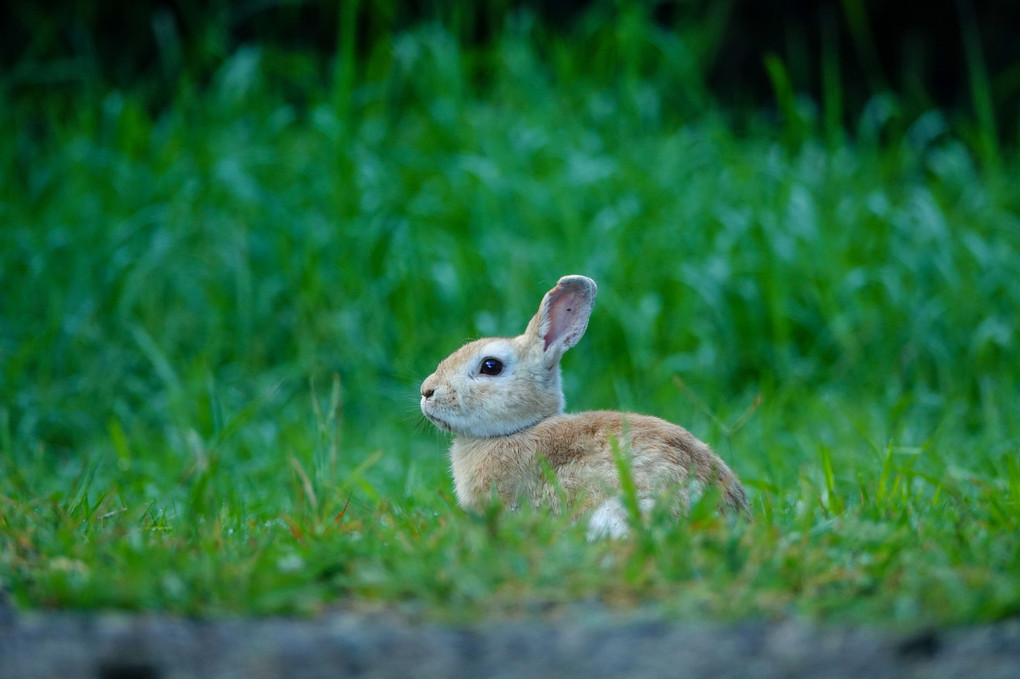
[{"xmin": 0, "ymin": 7, "xmax": 1018, "ymax": 624}]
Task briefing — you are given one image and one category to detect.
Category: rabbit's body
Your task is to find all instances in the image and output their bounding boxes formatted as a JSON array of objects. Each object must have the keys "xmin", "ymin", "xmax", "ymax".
[
  {"xmin": 421, "ymin": 275, "xmax": 748, "ymax": 537},
  {"xmin": 450, "ymin": 411, "xmax": 745, "ymax": 514}
]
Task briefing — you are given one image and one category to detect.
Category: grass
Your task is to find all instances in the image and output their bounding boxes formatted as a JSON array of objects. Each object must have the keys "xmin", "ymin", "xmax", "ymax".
[{"xmin": 1, "ymin": 10, "xmax": 1019, "ymax": 626}]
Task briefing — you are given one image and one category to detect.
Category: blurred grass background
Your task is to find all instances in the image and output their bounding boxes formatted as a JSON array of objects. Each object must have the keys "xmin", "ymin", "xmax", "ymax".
[{"xmin": 1, "ymin": 0, "xmax": 1018, "ymax": 623}]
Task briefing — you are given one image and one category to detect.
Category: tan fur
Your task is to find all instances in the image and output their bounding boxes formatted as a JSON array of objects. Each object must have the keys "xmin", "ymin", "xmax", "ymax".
[
  {"xmin": 420, "ymin": 275, "xmax": 748, "ymax": 532},
  {"xmin": 449, "ymin": 411, "xmax": 747, "ymax": 513}
]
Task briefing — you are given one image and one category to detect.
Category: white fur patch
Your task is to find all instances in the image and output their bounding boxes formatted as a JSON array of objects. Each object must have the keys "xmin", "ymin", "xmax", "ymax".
[
  {"xmin": 587, "ymin": 499, "xmax": 628, "ymax": 540},
  {"xmin": 586, "ymin": 498, "xmax": 655, "ymax": 540}
]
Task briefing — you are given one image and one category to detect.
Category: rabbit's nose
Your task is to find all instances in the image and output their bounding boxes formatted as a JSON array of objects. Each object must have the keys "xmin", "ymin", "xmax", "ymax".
[{"xmin": 421, "ymin": 386, "xmax": 435, "ymax": 399}]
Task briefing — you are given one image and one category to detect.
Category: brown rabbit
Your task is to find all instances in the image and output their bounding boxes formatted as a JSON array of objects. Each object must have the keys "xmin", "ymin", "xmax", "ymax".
[{"xmin": 420, "ymin": 275, "xmax": 747, "ymax": 537}]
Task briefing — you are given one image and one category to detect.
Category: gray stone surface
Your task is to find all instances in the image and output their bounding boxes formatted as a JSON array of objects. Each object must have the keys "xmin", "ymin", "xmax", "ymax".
[{"xmin": 1, "ymin": 610, "xmax": 1018, "ymax": 679}]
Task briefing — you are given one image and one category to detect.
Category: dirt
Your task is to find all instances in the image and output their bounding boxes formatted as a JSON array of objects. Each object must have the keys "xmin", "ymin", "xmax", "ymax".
[{"xmin": 1, "ymin": 606, "xmax": 1019, "ymax": 679}]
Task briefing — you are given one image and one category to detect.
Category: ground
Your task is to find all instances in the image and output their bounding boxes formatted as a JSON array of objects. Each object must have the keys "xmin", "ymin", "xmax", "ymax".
[{"xmin": 3, "ymin": 607, "xmax": 1019, "ymax": 679}]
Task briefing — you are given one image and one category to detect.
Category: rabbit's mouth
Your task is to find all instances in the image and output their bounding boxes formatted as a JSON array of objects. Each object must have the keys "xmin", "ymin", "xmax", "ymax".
[
  {"xmin": 423, "ymin": 411, "xmax": 454, "ymax": 433},
  {"xmin": 422, "ymin": 399, "xmax": 542, "ymax": 437}
]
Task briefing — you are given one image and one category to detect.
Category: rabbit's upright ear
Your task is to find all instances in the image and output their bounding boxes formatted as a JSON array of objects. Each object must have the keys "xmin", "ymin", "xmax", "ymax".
[{"xmin": 524, "ymin": 275, "xmax": 598, "ymax": 369}]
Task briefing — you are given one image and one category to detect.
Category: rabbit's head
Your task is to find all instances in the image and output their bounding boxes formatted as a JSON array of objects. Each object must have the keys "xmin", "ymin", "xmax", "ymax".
[{"xmin": 420, "ymin": 275, "xmax": 597, "ymax": 437}]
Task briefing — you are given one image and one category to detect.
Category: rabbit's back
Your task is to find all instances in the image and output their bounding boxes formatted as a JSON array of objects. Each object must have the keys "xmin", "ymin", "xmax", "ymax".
[{"xmin": 450, "ymin": 411, "xmax": 746, "ymax": 513}]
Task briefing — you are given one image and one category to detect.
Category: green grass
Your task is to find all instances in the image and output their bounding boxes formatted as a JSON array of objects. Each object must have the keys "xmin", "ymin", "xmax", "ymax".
[{"xmin": 1, "ymin": 14, "xmax": 1019, "ymax": 626}]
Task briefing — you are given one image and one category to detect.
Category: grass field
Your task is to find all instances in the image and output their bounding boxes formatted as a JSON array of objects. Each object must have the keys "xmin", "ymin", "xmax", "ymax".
[{"xmin": 1, "ymin": 10, "xmax": 1019, "ymax": 626}]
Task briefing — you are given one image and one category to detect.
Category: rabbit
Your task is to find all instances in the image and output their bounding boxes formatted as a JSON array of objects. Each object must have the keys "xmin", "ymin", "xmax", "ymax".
[{"xmin": 419, "ymin": 275, "xmax": 748, "ymax": 538}]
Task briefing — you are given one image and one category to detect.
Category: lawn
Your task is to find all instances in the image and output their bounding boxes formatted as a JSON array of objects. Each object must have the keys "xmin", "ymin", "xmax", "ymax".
[{"xmin": 1, "ymin": 7, "xmax": 1018, "ymax": 626}]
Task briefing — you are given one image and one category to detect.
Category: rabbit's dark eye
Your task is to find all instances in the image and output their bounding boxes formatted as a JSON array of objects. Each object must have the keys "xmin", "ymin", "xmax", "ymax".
[{"xmin": 479, "ymin": 357, "xmax": 503, "ymax": 376}]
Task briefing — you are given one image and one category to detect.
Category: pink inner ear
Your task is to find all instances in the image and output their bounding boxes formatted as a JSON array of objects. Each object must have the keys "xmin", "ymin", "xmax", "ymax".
[{"xmin": 544, "ymin": 288, "xmax": 583, "ymax": 350}]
